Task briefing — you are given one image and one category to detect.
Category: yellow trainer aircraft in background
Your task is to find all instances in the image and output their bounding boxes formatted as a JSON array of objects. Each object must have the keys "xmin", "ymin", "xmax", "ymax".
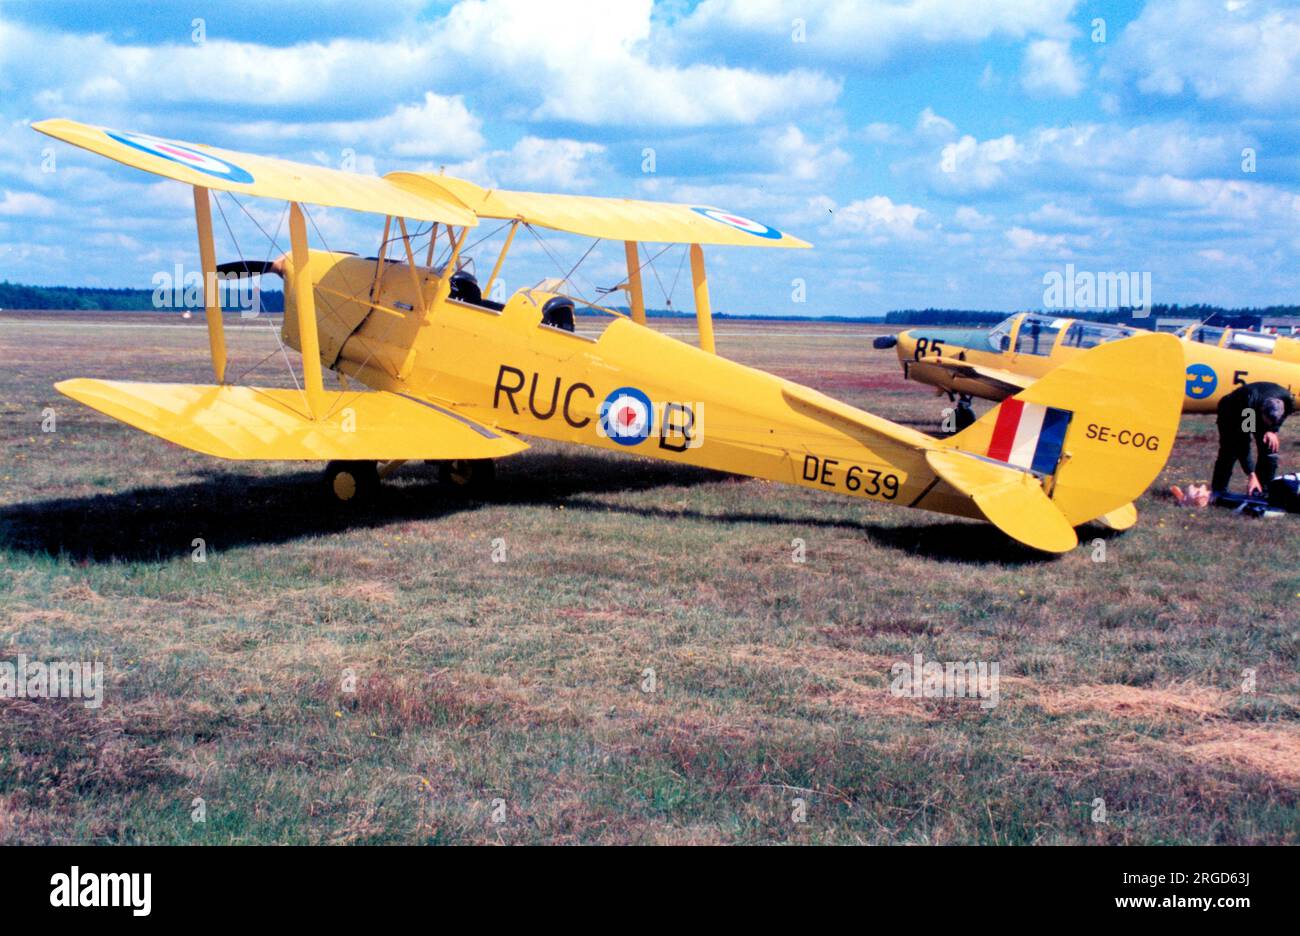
[
  {"xmin": 877, "ymin": 312, "xmax": 1300, "ymax": 416},
  {"xmin": 34, "ymin": 119, "xmax": 1186, "ymax": 553}
]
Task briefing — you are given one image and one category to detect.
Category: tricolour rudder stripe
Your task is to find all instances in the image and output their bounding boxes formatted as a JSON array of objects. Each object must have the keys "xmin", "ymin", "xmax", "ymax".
[
  {"xmin": 1030, "ymin": 406, "xmax": 1072, "ymax": 475},
  {"xmin": 986, "ymin": 397, "xmax": 1023, "ymax": 462},
  {"xmin": 1007, "ymin": 401, "xmax": 1046, "ymax": 469}
]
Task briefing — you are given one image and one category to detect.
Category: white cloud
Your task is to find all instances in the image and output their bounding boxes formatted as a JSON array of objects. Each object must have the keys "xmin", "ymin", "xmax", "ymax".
[
  {"xmin": 916, "ymin": 107, "xmax": 958, "ymax": 141},
  {"xmin": 3, "ymin": 24, "xmax": 438, "ymax": 110},
  {"xmin": 829, "ymin": 195, "xmax": 928, "ymax": 241},
  {"xmin": 935, "ymin": 134, "xmax": 1022, "ymax": 192},
  {"xmin": 764, "ymin": 126, "xmax": 849, "ymax": 181},
  {"xmin": 2, "ymin": 2, "xmax": 839, "ymax": 132},
  {"xmin": 1027, "ymin": 201, "xmax": 1104, "ymax": 231},
  {"xmin": 1105, "ymin": 0, "xmax": 1300, "ymax": 111},
  {"xmin": 919, "ymin": 120, "xmax": 1241, "ymax": 194},
  {"xmin": 1004, "ymin": 225, "xmax": 1071, "ymax": 252},
  {"xmin": 861, "ymin": 122, "xmax": 904, "ymax": 145},
  {"xmin": 235, "ymin": 93, "xmax": 485, "ymax": 161},
  {"xmin": 674, "ymin": 0, "xmax": 1079, "ymax": 67},
  {"xmin": 0, "ymin": 190, "xmax": 55, "ymax": 217},
  {"xmin": 1119, "ymin": 174, "xmax": 1300, "ymax": 223},
  {"xmin": 437, "ymin": 0, "xmax": 840, "ymax": 127},
  {"xmin": 1196, "ymin": 247, "xmax": 1255, "ymax": 271},
  {"xmin": 443, "ymin": 136, "xmax": 607, "ymax": 190},
  {"xmin": 501, "ymin": 137, "xmax": 606, "ymax": 189},
  {"xmin": 1020, "ymin": 39, "xmax": 1085, "ymax": 97},
  {"xmin": 953, "ymin": 205, "xmax": 995, "ymax": 230}
]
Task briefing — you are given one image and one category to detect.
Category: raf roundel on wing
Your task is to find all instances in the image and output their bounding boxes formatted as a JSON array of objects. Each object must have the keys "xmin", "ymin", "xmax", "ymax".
[
  {"xmin": 691, "ymin": 206, "xmax": 784, "ymax": 240},
  {"xmin": 106, "ymin": 130, "xmax": 255, "ymax": 184}
]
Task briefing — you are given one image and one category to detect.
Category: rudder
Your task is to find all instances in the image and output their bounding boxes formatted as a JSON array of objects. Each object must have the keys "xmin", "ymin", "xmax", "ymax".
[{"xmin": 944, "ymin": 333, "xmax": 1184, "ymax": 527}]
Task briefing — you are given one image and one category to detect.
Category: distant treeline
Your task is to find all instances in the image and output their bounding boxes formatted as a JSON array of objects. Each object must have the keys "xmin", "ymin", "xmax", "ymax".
[
  {"xmin": 0, "ymin": 281, "xmax": 284, "ymax": 313},
  {"xmin": 5, "ymin": 281, "xmax": 1298, "ymax": 328},
  {"xmin": 884, "ymin": 304, "xmax": 1300, "ymax": 327},
  {"xmin": 603, "ymin": 305, "xmax": 878, "ymax": 322},
  {"xmin": 884, "ymin": 309, "xmax": 1007, "ymax": 326}
]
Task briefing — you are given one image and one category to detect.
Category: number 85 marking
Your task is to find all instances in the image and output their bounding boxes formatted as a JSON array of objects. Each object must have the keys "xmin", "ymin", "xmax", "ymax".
[{"xmin": 914, "ymin": 337, "xmax": 944, "ymax": 360}]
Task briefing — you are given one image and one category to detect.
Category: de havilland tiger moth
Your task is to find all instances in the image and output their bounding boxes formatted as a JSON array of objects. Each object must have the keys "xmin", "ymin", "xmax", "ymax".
[{"xmin": 32, "ymin": 118, "xmax": 1186, "ymax": 554}]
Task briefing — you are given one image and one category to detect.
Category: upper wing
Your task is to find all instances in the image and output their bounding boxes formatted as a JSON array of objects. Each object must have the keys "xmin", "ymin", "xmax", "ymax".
[
  {"xmin": 387, "ymin": 172, "xmax": 809, "ymax": 248},
  {"xmin": 33, "ymin": 119, "xmax": 477, "ymax": 226},
  {"xmin": 907, "ymin": 358, "xmax": 1032, "ymax": 400},
  {"xmin": 56, "ymin": 379, "xmax": 527, "ymax": 461}
]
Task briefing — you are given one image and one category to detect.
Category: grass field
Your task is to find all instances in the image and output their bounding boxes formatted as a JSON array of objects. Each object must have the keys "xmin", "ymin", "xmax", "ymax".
[{"xmin": 1, "ymin": 311, "xmax": 1296, "ymax": 845}]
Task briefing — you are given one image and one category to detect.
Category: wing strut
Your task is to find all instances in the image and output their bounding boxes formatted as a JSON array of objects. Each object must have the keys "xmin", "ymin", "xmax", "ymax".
[
  {"xmin": 288, "ymin": 202, "xmax": 327, "ymax": 420},
  {"xmin": 485, "ymin": 220, "xmax": 519, "ymax": 301},
  {"xmin": 192, "ymin": 186, "xmax": 227, "ymax": 383},
  {"xmin": 690, "ymin": 243, "xmax": 715, "ymax": 354},
  {"xmin": 624, "ymin": 241, "xmax": 647, "ymax": 325}
]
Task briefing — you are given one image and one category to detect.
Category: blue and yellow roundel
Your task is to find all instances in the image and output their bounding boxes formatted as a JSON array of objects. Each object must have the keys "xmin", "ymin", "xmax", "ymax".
[{"xmin": 1185, "ymin": 363, "xmax": 1218, "ymax": 400}]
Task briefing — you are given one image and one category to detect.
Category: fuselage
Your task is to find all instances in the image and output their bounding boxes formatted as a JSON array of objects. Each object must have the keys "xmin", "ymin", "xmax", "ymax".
[
  {"xmin": 270, "ymin": 249, "xmax": 1187, "ymax": 550},
  {"xmin": 894, "ymin": 313, "xmax": 1300, "ymax": 413},
  {"xmin": 284, "ymin": 249, "xmax": 980, "ymax": 520}
]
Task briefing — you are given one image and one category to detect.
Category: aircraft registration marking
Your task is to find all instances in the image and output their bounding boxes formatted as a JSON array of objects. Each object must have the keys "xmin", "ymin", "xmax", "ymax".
[{"xmin": 801, "ymin": 454, "xmax": 900, "ymax": 499}]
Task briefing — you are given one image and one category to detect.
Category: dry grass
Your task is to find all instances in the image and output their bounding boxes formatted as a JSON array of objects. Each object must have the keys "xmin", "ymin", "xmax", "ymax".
[{"xmin": 0, "ymin": 311, "xmax": 1296, "ymax": 844}]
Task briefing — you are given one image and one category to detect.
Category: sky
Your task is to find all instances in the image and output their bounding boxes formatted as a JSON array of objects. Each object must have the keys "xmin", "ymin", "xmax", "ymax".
[{"xmin": 0, "ymin": 0, "xmax": 1298, "ymax": 317}]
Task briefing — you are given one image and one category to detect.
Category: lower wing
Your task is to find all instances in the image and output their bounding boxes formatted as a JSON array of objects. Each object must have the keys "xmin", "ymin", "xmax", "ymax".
[{"xmin": 56, "ymin": 379, "xmax": 528, "ymax": 461}]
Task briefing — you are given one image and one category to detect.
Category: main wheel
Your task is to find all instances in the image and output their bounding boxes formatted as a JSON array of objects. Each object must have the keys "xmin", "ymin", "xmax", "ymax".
[
  {"xmin": 438, "ymin": 458, "xmax": 496, "ymax": 493},
  {"xmin": 325, "ymin": 460, "xmax": 379, "ymax": 505}
]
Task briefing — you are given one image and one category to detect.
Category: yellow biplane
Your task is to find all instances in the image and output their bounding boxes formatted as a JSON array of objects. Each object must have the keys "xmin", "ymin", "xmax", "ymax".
[
  {"xmin": 878, "ymin": 312, "xmax": 1300, "ymax": 417},
  {"xmin": 35, "ymin": 119, "xmax": 1187, "ymax": 553}
]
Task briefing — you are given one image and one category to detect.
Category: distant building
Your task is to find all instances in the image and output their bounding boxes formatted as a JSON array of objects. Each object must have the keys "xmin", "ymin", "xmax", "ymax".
[
  {"xmin": 1155, "ymin": 317, "xmax": 1197, "ymax": 332},
  {"xmin": 1260, "ymin": 316, "xmax": 1300, "ymax": 335}
]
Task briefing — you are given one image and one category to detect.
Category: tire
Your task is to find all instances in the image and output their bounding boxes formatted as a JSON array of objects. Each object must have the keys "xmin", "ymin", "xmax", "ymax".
[
  {"xmin": 325, "ymin": 460, "xmax": 379, "ymax": 505},
  {"xmin": 438, "ymin": 458, "xmax": 496, "ymax": 493}
]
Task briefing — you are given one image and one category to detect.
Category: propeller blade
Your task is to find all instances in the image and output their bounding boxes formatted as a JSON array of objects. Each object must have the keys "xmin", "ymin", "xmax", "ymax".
[
  {"xmin": 216, "ymin": 260, "xmax": 278, "ymax": 279},
  {"xmin": 873, "ymin": 335, "xmax": 898, "ymax": 350}
]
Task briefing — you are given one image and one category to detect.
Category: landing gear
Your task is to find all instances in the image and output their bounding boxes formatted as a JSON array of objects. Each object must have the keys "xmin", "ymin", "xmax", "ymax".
[
  {"xmin": 438, "ymin": 458, "xmax": 496, "ymax": 493},
  {"xmin": 324, "ymin": 459, "xmax": 379, "ymax": 505}
]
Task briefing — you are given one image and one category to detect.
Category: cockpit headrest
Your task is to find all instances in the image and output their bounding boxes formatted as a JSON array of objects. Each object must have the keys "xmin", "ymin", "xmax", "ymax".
[{"xmin": 541, "ymin": 296, "xmax": 576, "ymax": 332}]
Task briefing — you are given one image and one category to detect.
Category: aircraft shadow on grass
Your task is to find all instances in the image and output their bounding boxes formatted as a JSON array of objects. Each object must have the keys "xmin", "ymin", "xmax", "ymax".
[{"xmin": 0, "ymin": 451, "xmax": 1061, "ymax": 566}]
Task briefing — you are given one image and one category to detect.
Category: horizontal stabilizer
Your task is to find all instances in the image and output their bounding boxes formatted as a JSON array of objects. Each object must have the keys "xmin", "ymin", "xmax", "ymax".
[
  {"xmin": 781, "ymin": 385, "xmax": 933, "ymax": 450},
  {"xmin": 55, "ymin": 379, "xmax": 528, "ymax": 462},
  {"xmin": 925, "ymin": 449, "xmax": 1077, "ymax": 553}
]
